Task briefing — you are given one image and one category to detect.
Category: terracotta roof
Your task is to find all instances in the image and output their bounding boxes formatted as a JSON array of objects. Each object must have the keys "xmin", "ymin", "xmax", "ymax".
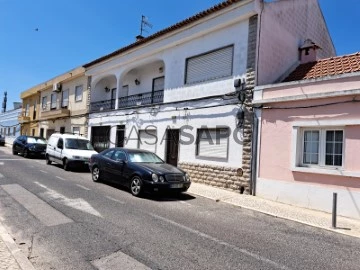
[
  {"xmin": 284, "ymin": 52, "xmax": 360, "ymax": 82},
  {"xmin": 83, "ymin": 0, "xmax": 244, "ymax": 68}
]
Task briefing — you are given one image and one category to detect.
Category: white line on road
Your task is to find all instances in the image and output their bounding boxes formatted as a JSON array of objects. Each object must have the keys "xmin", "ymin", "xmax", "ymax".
[
  {"xmin": 39, "ymin": 170, "xmax": 48, "ymax": 174},
  {"xmin": 76, "ymin": 184, "xmax": 91, "ymax": 191},
  {"xmin": 106, "ymin": 196, "xmax": 125, "ymax": 204},
  {"xmin": 56, "ymin": 176, "xmax": 66, "ymax": 181},
  {"xmin": 0, "ymin": 162, "xmax": 3, "ymax": 165},
  {"xmin": 150, "ymin": 213, "xmax": 291, "ymax": 270},
  {"xmin": 35, "ymin": 182, "xmax": 102, "ymax": 217},
  {"xmin": 179, "ymin": 201, "xmax": 193, "ymax": 207}
]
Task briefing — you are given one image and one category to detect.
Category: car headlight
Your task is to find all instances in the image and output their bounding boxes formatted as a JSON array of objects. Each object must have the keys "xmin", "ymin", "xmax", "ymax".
[
  {"xmin": 152, "ymin": 173, "xmax": 159, "ymax": 182},
  {"xmin": 159, "ymin": 176, "xmax": 165, "ymax": 182},
  {"xmin": 185, "ymin": 173, "xmax": 190, "ymax": 182}
]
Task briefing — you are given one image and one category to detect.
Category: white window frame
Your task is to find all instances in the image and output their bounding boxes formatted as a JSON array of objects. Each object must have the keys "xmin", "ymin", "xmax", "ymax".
[
  {"xmin": 75, "ymin": 85, "xmax": 83, "ymax": 102},
  {"xmin": 72, "ymin": 126, "xmax": 80, "ymax": 135},
  {"xmin": 196, "ymin": 128, "xmax": 229, "ymax": 160},
  {"xmin": 62, "ymin": 89, "xmax": 69, "ymax": 108},
  {"xmin": 297, "ymin": 127, "xmax": 344, "ymax": 169},
  {"xmin": 185, "ymin": 45, "xmax": 234, "ymax": 85}
]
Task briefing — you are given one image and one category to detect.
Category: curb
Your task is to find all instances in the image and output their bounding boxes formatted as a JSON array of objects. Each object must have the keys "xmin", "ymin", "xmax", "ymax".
[
  {"xmin": 0, "ymin": 221, "xmax": 36, "ymax": 270},
  {"xmin": 188, "ymin": 191, "xmax": 359, "ymax": 239}
]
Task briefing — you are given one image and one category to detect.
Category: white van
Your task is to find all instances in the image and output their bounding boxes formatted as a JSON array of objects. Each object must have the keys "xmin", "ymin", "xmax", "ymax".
[{"xmin": 46, "ymin": 133, "xmax": 98, "ymax": 171}]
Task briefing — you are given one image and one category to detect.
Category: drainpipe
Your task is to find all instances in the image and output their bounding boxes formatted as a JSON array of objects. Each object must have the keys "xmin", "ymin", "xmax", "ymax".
[{"xmin": 250, "ymin": 108, "xmax": 259, "ymax": 195}]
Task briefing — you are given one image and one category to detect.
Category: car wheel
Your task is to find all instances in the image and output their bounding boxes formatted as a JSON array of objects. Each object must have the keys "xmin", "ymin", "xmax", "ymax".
[
  {"xmin": 63, "ymin": 158, "xmax": 70, "ymax": 171},
  {"xmin": 23, "ymin": 149, "xmax": 29, "ymax": 158},
  {"xmin": 46, "ymin": 155, "xmax": 52, "ymax": 165},
  {"xmin": 92, "ymin": 166, "xmax": 102, "ymax": 182},
  {"xmin": 130, "ymin": 176, "xmax": 143, "ymax": 197}
]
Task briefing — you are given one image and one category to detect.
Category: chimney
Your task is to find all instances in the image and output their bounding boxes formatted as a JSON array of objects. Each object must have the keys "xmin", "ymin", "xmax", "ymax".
[
  {"xmin": 299, "ymin": 39, "xmax": 321, "ymax": 64},
  {"xmin": 136, "ymin": 35, "xmax": 144, "ymax": 41}
]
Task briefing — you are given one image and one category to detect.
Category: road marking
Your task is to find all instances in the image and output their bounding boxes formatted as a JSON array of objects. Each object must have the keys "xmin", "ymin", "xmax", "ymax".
[
  {"xmin": 34, "ymin": 182, "xmax": 102, "ymax": 217},
  {"xmin": 150, "ymin": 213, "xmax": 291, "ymax": 270},
  {"xmin": 0, "ymin": 162, "xmax": 3, "ymax": 165},
  {"xmin": 92, "ymin": 250, "xmax": 151, "ymax": 270},
  {"xmin": 56, "ymin": 176, "xmax": 66, "ymax": 181},
  {"xmin": 106, "ymin": 196, "xmax": 125, "ymax": 204},
  {"xmin": 1, "ymin": 184, "xmax": 73, "ymax": 226},
  {"xmin": 39, "ymin": 170, "xmax": 48, "ymax": 174},
  {"xmin": 179, "ymin": 201, "xmax": 193, "ymax": 207},
  {"xmin": 76, "ymin": 184, "xmax": 91, "ymax": 191}
]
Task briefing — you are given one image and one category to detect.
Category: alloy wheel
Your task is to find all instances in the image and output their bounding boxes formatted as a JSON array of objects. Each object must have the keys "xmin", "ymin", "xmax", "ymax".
[
  {"xmin": 92, "ymin": 167, "xmax": 100, "ymax": 182},
  {"xmin": 130, "ymin": 177, "xmax": 142, "ymax": 197}
]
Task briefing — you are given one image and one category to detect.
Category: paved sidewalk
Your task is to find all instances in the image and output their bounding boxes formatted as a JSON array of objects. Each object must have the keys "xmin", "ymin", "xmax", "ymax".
[
  {"xmin": 0, "ymin": 221, "xmax": 35, "ymax": 270},
  {"xmin": 188, "ymin": 182, "xmax": 360, "ymax": 238}
]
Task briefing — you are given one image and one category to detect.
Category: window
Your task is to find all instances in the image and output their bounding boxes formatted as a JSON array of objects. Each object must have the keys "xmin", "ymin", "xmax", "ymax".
[
  {"xmin": 75, "ymin": 85, "xmax": 83, "ymax": 102},
  {"xmin": 153, "ymin": 77, "xmax": 164, "ymax": 91},
  {"xmin": 51, "ymin": 93, "xmax": 57, "ymax": 109},
  {"xmin": 104, "ymin": 150, "xmax": 115, "ymax": 159},
  {"xmin": 196, "ymin": 128, "xmax": 229, "ymax": 159},
  {"xmin": 301, "ymin": 128, "xmax": 344, "ymax": 167},
  {"xmin": 13, "ymin": 127, "xmax": 16, "ymax": 136},
  {"xmin": 185, "ymin": 45, "xmax": 234, "ymax": 84},
  {"xmin": 72, "ymin": 127, "xmax": 80, "ymax": 135},
  {"xmin": 60, "ymin": 127, "xmax": 65, "ymax": 134},
  {"xmin": 25, "ymin": 104, "xmax": 30, "ymax": 116},
  {"xmin": 42, "ymin": 96, "xmax": 47, "ymax": 110},
  {"xmin": 112, "ymin": 150, "xmax": 127, "ymax": 161},
  {"xmin": 62, "ymin": 89, "xmax": 69, "ymax": 108}
]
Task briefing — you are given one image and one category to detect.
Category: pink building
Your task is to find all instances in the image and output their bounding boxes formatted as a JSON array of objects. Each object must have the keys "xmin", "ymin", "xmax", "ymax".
[{"xmin": 254, "ymin": 51, "xmax": 360, "ymax": 220}]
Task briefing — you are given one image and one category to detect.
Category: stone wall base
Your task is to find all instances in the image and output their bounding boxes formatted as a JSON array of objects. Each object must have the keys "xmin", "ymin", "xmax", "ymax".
[{"xmin": 179, "ymin": 162, "xmax": 250, "ymax": 194}]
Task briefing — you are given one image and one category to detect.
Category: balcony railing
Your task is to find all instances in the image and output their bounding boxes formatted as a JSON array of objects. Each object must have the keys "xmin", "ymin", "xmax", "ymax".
[
  {"xmin": 40, "ymin": 102, "xmax": 70, "ymax": 119},
  {"xmin": 18, "ymin": 112, "xmax": 31, "ymax": 123},
  {"xmin": 90, "ymin": 90, "xmax": 164, "ymax": 113}
]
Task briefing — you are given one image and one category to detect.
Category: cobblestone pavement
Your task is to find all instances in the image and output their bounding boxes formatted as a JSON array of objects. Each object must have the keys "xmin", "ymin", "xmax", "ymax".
[{"xmin": 0, "ymin": 237, "xmax": 20, "ymax": 270}]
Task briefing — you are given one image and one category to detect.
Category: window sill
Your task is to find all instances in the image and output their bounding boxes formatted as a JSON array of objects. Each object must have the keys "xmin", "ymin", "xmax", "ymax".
[{"xmin": 291, "ymin": 166, "xmax": 360, "ymax": 178}]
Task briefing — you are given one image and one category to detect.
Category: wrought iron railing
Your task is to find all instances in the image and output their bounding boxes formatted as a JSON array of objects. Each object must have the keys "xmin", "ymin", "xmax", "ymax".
[
  {"xmin": 118, "ymin": 90, "xmax": 164, "ymax": 108},
  {"xmin": 90, "ymin": 90, "xmax": 164, "ymax": 113}
]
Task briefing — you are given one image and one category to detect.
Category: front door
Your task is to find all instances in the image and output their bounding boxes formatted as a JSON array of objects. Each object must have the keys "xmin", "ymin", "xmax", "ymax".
[
  {"xmin": 116, "ymin": 125, "xmax": 125, "ymax": 147},
  {"xmin": 166, "ymin": 129, "xmax": 179, "ymax": 166}
]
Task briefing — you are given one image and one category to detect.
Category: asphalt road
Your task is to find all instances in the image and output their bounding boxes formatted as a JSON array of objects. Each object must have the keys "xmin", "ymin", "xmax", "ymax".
[{"xmin": 0, "ymin": 146, "xmax": 359, "ymax": 270}]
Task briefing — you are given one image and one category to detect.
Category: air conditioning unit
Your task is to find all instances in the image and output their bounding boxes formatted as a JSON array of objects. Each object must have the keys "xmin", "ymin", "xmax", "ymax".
[{"xmin": 52, "ymin": 83, "xmax": 62, "ymax": 92}]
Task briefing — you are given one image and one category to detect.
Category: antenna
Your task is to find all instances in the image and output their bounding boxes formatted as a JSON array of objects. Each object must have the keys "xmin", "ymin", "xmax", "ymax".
[{"xmin": 139, "ymin": 15, "xmax": 153, "ymax": 38}]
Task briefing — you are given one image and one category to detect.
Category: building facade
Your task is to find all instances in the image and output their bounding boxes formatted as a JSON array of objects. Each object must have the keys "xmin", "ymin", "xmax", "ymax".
[
  {"xmin": 84, "ymin": 0, "xmax": 335, "ymax": 193},
  {"xmin": 19, "ymin": 91, "xmax": 41, "ymax": 136},
  {"xmin": 20, "ymin": 67, "xmax": 90, "ymax": 139},
  {"xmin": 254, "ymin": 52, "xmax": 360, "ymax": 219},
  {"xmin": 0, "ymin": 104, "xmax": 22, "ymax": 145}
]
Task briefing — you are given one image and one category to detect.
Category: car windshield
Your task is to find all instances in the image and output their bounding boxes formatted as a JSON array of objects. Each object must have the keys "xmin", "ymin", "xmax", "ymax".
[
  {"xmin": 65, "ymin": 139, "xmax": 94, "ymax": 150},
  {"xmin": 26, "ymin": 137, "xmax": 47, "ymax": 144},
  {"xmin": 128, "ymin": 152, "xmax": 164, "ymax": 163}
]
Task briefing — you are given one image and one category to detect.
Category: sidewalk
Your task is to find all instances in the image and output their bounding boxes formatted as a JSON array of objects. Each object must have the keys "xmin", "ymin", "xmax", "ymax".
[
  {"xmin": 188, "ymin": 182, "xmax": 360, "ymax": 239},
  {"xmin": 0, "ymin": 222, "xmax": 35, "ymax": 270}
]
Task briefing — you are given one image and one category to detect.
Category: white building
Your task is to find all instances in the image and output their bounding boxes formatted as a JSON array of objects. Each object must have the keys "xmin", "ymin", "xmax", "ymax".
[{"xmin": 84, "ymin": 0, "xmax": 335, "ymax": 193}]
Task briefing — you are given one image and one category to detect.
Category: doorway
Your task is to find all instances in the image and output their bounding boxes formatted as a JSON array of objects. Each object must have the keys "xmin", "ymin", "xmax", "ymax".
[
  {"xmin": 116, "ymin": 125, "xmax": 125, "ymax": 147},
  {"xmin": 165, "ymin": 129, "xmax": 179, "ymax": 166}
]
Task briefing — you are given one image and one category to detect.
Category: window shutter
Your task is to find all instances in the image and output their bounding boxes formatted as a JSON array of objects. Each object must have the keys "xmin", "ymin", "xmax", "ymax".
[
  {"xmin": 139, "ymin": 130, "xmax": 157, "ymax": 153},
  {"xmin": 198, "ymin": 130, "xmax": 228, "ymax": 159},
  {"xmin": 186, "ymin": 46, "xmax": 233, "ymax": 84}
]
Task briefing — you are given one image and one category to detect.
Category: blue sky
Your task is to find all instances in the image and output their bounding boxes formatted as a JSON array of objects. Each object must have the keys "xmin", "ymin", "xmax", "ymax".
[{"xmin": 0, "ymin": 0, "xmax": 359, "ymax": 108}]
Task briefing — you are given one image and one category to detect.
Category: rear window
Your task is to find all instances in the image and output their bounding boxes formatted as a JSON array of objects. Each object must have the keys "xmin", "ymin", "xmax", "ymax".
[
  {"xmin": 65, "ymin": 139, "xmax": 94, "ymax": 150},
  {"xmin": 27, "ymin": 137, "xmax": 47, "ymax": 144}
]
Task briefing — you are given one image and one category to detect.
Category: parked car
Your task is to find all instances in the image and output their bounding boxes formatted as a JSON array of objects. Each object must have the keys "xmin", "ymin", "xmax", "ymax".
[
  {"xmin": 12, "ymin": 135, "xmax": 47, "ymax": 158},
  {"xmin": 46, "ymin": 133, "xmax": 97, "ymax": 171},
  {"xmin": 0, "ymin": 135, "xmax": 5, "ymax": 146},
  {"xmin": 89, "ymin": 148, "xmax": 191, "ymax": 197}
]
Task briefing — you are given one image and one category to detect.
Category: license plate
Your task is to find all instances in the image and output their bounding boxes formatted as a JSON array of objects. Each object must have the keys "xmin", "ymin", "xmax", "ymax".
[{"xmin": 170, "ymin": 183, "xmax": 183, "ymax": 188}]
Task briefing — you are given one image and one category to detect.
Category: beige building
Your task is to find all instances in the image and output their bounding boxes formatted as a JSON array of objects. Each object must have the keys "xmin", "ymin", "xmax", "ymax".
[
  {"xmin": 18, "ymin": 91, "xmax": 40, "ymax": 136},
  {"xmin": 20, "ymin": 67, "xmax": 90, "ymax": 138}
]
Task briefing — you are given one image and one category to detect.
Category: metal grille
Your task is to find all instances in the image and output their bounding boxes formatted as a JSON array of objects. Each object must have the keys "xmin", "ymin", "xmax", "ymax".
[{"xmin": 165, "ymin": 174, "xmax": 184, "ymax": 183}]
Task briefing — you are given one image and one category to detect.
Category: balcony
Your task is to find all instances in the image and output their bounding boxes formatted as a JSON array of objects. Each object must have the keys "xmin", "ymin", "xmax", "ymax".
[
  {"xmin": 40, "ymin": 102, "xmax": 70, "ymax": 119},
  {"xmin": 18, "ymin": 113, "xmax": 31, "ymax": 123},
  {"xmin": 90, "ymin": 90, "xmax": 164, "ymax": 113}
]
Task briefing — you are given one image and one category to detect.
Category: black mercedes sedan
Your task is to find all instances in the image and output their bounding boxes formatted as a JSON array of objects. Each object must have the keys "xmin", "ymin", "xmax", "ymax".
[
  {"xmin": 89, "ymin": 148, "xmax": 191, "ymax": 196},
  {"xmin": 12, "ymin": 135, "xmax": 47, "ymax": 158}
]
